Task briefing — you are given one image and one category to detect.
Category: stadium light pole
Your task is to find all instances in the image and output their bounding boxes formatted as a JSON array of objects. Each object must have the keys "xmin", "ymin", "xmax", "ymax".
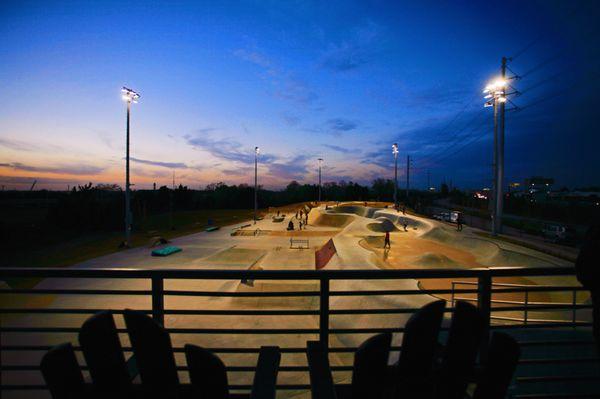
[
  {"xmin": 483, "ymin": 73, "xmax": 507, "ymax": 236},
  {"xmin": 254, "ymin": 146, "xmax": 259, "ymax": 224},
  {"xmin": 121, "ymin": 87, "xmax": 140, "ymax": 247},
  {"xmin": 392, "ymin": 143, "xmax": 399, "ymax": 206},
  {"xmin": 318, "ymin": 158, "xmax": 323, "ymax": 202}
]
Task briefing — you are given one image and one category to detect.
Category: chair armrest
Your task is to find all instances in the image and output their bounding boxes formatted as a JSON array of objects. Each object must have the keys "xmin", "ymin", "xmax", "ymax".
[
  {"xmin": 306, "ymin": 341, "xmax": 337, "ymax": 399},
  {"xmin": 126, "ymin": 354, "xmax": 138, "ymax": 380},
  {"xmin": 250, "ymin": 346, "xmax": 281, "ymax": 399}
]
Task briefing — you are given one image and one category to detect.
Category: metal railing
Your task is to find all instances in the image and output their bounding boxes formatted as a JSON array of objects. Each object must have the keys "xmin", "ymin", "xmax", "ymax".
[
  {"xmin": 451, "ymin": 280, "xmax": 588, "ymax": 325},
  {"xmin": 0, "ymin": 266, "xmax": 597, "ymax": 397}
]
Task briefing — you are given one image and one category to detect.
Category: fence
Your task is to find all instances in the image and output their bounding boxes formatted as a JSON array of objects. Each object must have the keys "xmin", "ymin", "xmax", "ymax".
[{"xmin": 0, "ymin": 266, "xmax": 597, "ymax": 397}]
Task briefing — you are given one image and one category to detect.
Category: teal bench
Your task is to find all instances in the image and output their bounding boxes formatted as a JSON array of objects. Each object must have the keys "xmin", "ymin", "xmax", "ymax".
[{"xmin": 151, "ymin": 246, "xmax": 182, "ymax": 257}]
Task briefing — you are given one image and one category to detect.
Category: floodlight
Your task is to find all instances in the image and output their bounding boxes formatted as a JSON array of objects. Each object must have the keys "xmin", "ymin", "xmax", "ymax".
[{"xmin": 121, "ymin": 87, "xmax": 140, "ymax": 103}]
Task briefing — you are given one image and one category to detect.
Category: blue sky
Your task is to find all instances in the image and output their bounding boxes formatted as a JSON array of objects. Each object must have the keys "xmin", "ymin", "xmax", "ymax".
[{"xmin": 1, "ymin": 0, "xmax": 599, "ymax": 190}]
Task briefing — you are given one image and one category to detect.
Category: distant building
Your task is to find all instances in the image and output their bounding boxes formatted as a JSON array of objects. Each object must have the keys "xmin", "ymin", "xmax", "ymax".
[{"xmin": 524, "ymin": 177, "xmax": 554, "ymax": 193}]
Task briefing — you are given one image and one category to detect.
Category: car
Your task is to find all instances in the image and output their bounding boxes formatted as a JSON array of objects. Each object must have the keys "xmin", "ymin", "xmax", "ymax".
[
  {"xmin": 433, "ymin": 212, "xmax": 451, "ymax": 222},
  {"xmin": 541, "ymin": 223, "xmax": 567, "ymax": 243}
]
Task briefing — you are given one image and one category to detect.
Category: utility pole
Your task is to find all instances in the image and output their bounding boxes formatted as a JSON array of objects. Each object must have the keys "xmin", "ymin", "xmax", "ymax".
[
  {"xmin": 496, "ymin": 56, "xmax": 507, "ymax": 236},
  {"xmin": 392, "ymin": 143, "xmax": 398, "ymax": 206},
  {"xmin": 318, "ymin": 158, "xmax": 323, "ymax": 202},
  {"xmin": 254, "ymin": 147, "xmax": 259, "ymax": 224},
  {"xmin": 484, "ymin": 57, "xmax": 510, "ymax": 236},
  {"xmin": 405, "ymin": 155, "xmax": 410, "ymax": 201}
]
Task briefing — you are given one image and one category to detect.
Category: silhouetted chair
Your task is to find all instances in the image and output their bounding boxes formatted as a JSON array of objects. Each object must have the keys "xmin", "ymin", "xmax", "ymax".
[
  {"xmin": 394, "ymin": 299, "xmax": 446, "ymax": 399},
  {"xmin": 123, "ymin": 309, "xmax": 180, "ymax": 398},
  {"xmin": 472, "ymin": 332, "xmax": 520, "ymax": 399},
  {"xmin": 185, "ymin": 344, "xmax": 281, "ymax": 399},
  {"xmin": 306, "ymin": 333, "xmax": 392, "ymax": 399},
  {"xmin": 40, "ymin": 342, "xmax": 88, "ymax": 399},
  {"xmin": 79, "ymin": 310, "xmax": 135, "ymax": 397},
  {"xmin": 435, "ymin": 300, "xmax": 486, "ymax": 399}
]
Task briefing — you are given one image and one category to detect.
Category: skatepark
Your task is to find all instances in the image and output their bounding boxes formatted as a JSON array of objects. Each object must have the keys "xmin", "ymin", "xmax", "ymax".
[{"xmin": 0, "ymin": 202, "xmax": 589, "ymax": 397}]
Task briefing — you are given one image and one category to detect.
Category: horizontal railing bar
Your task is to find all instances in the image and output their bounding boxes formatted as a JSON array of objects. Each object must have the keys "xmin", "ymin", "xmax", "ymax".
[
  {"xmin": 0, "ymin": 308, "xmax": 321, "ymax": 315},
  {"xmin": 4, "ymin": 320, "xmax": 588, "ymax": 336},
  {"xmin": 0, "ymin": 289, "xmax": 152, "ymax": 295},
  {"xmin": 0, "ymin": 327, "xmax": 320, "ymax": 334},
  {"xmin": 0, "ymin": 384, "xmax": 314, "ymax": 391},
  {"xmin": 454, "ymin": 281, "xmax": 583, "ymax": 290},
  {"xmin": 517, "ymin": 375, "xmax": 600, "ymax": 383},
  {"xmin": 0, "ymin": 266, "xmax": 576, "ymax": 279},
  {"xmin": 331, "ymin": 289, "xmax": 478, "ymax": 296},
  {"xmin": 0, "ymin": 365, "xmax": 353, "ymax": 373},
  {"xmin": 163, "ymin": 290, "xmax": 319, "ymax": 297},
  {"xmin": 517, "ymin": 340, "xmax": 595, "ymax": 346},
  {"xmin": 0, "ymin": 345, "xmax": 402, "ymax": 353},
  {"xmin": 519, "ymin": 357, "xmax": 599, "ymax": 364},
  {"xmin": 491, "ymin": 322, "xmax": 592, "ymax": 329},
  {"xmin": 491, "ymin": 304, "xmax": 592, "ymax": 312},
  {"xmin": 515, "ymin": 396, "xmax": 600, "ymax": 399},
  {"xmin": 330, "ymin": 307, "xmax": 456, "ymax": 315},
  {"xmin": 490, "ymin": 286, "xmax": 586, "ymax": 293},
  {"xmin": 0, "ymin": 308, "xmax": 152, "ymax": 314}
]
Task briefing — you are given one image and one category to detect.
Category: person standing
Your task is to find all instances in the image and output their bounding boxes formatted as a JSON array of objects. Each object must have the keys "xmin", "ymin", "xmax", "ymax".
[
  {"xmin": 574, "ymin": 224, "xmax": 600, "ymax": 357},
  {"xmin": 457, "ymin": 213, "xmax": 464, "ymax": 231},
  {"xmin": 384, "ymin": 231, "xmax": 391, "ymax": 249}
]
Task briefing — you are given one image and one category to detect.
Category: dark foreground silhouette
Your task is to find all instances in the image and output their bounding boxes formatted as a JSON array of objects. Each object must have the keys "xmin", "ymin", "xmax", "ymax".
[{"xmin": 41, "ymin": 301, "xmax": 519, "ymax": 399}]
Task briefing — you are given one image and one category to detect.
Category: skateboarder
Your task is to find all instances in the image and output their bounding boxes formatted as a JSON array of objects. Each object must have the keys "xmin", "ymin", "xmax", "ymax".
[
  {"xmin": 384, "ymin": 231, "xmax": 391, "ymax": 249},
  {"xmin": 575, "ymin": 224, "xmax": 600, "ymax": 357}
]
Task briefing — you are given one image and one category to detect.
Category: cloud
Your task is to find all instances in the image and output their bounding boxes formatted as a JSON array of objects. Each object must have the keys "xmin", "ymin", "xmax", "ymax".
[
  {"xmin": 274, "ymin": 77, "xmax": 319, "ymax": 105},
  {"xmin": 267, "ymin": 155, "xmax": 311, "ymax": 181},
  {"xmin": 233, "ymin": 48, "xmax": 272, "ymax": 69},
  {"xmin": 321, "ymin": 21, "xmax": 382, "ymax": 72},
  {"xmin": 2, "ymin": 162, "xmax": 105, "ymax": 175},
  {"xmin": 321, "ymin": 144, "xmax": 353, "ymax": 154},
  {"xmin": 129, "ymin": 157, "xmax": 188, "ymax": 169},
  {"xmin": 184, "ymin": 133, "xmax": 278, "ymax": 165},
  {"xmin": 327, "ymin": 118, "xmax": 358, "ymax": 132},
  {"xmin": 0, "ymin": 137, "xmax": 63, "ymax": 152},
  {"xmin": 281, "ymin": 113, "xmax": 301, "ymax": 126},
  {"xmin": 234, "ymin": 46, "xmax": 320, "ymax": 106}
]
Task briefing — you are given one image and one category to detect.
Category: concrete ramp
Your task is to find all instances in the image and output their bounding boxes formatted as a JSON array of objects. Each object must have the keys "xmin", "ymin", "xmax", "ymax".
[
  {"xmin": 367, "ymin": 217, "xmax": 398, "ymax": 232},
  {"xmin": 309, "ymin": 212, "xmax": 354, "ymax": 228}
]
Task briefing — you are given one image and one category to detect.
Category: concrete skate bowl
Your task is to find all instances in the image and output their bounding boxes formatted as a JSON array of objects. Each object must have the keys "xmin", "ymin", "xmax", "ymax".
[
  {"xmin": 330, "ymin": 205, "xmax": 382, "ymax": 218},
  {"xmin": 309, "ymin": 212, "xmax": 354, "ymax": 228},
  {"xmin": 372, "ymin": 211, "xmax": 429, "ymax": 230},
  {"xmin": 411, "ymin": 226, "xmax": 575, "ymax": 315},
  {"xmin": 367, "ymin": 217, "xmax": 398, "ymax": 233}
]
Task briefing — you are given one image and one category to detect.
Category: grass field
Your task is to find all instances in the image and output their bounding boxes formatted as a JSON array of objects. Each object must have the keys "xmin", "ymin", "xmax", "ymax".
[{"xmin": 2, "ymin": 209, "xmax": 256, "ymax": 270}]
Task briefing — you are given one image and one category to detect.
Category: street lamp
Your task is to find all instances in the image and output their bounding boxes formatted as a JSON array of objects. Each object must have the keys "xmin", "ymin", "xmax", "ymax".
[
  {"xmin": 318, "ymin": 158, "xmax": 323, "ymax": 203},
  {"xmin": 254, "ymin": 146, "xmax": 259, "ymax": 224},
  {"xmin": 392, "ymin": 143, "xmax": 399, "ymax": 206},
  {"xmin": 121, "ymin": 86, "xmax": 140, "ymax": 247}
]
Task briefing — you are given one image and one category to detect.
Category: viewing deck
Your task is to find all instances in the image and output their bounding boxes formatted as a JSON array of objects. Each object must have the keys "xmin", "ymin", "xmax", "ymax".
[{"xmin": 0, "ymin": 266, "xmax": 598, "ymax": 398}]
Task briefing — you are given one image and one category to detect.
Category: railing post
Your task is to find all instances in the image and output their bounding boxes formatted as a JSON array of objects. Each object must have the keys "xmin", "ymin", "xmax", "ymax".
[
  {"xmin": 572, "ymin": 290, "xmax": 577, "ymax": 325},
  {"xmin": 524, "ymin": 290, "xmax": 529, "ymax": 325},
  {"xmin": 477, "ymin": 270, "xmax": 492, "ymax": 361},
  {"xmin": 319, "ymin": 277, "xmax": 330, "ymax": 350},
  {"xmin": 151, "ymin": 275, "xmax": 165, "ymax": 326}
]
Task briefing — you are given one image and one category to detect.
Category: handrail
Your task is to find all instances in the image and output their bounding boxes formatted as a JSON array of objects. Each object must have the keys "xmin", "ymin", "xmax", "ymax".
[{"xmin": 0, "ymin": 266, "xmax": 576, "ymax": 279}]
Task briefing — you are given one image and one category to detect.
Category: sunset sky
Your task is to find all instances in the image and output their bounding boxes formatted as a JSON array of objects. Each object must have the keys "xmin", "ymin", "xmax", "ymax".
[{"xmin": 1, "ymin": 1, "xmax": 599, "ymax": 190}]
